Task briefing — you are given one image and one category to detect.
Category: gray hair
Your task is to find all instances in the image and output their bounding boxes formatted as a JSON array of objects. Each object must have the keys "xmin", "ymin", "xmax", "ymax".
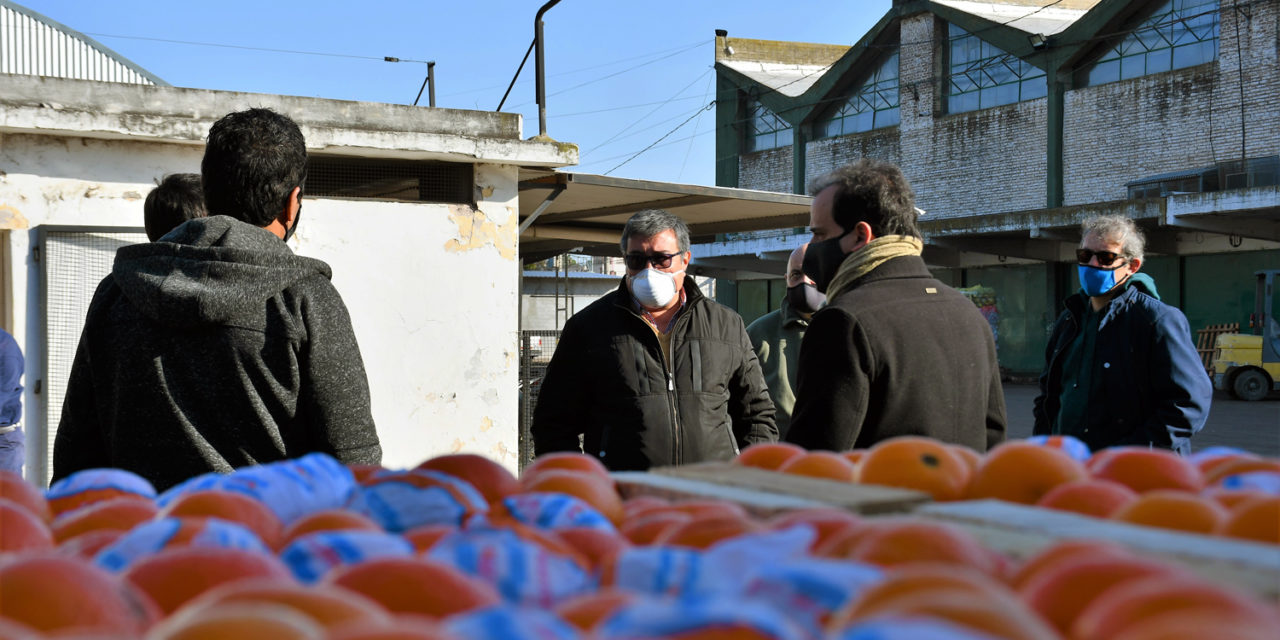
[
  {"xmin": 1081, "ymin": 214, "xmax": 1145, "ymax": 262},
  {"xmin": 620, "ymin": 209, "xmax": 690, "ymax": 253}
]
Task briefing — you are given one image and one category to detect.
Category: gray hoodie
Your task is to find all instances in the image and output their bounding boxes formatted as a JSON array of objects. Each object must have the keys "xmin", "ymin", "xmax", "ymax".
[{"xmin": 53, "ymin": 215, "xmax": 381, "ymax": 490}]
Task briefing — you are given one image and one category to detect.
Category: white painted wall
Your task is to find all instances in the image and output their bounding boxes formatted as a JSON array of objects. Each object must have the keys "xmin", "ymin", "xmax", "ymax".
[{"xmin": 0, "ymin": 132, "xmax": 524, "ymax": 478}]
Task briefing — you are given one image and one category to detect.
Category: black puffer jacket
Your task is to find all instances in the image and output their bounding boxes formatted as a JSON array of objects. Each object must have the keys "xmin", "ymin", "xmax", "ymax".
[
  {"xmin": 53, "ymin": 216, "xmax": 381, "ymax": 490},
  {"xmin": 531, "ymin": 277, "xmax": 777, "ymax": 470}
]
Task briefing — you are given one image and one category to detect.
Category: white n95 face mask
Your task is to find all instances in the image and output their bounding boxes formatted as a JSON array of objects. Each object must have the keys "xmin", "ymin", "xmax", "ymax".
[{"xmin": 630, "ymin": 268, "xmax": 684, "ymax": 309}]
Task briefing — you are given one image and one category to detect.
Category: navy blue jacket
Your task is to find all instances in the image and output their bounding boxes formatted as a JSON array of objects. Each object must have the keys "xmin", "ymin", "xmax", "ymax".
[{"xmin": 1033, "ymin": 277, "xmax": 1211, "ymax": 455}]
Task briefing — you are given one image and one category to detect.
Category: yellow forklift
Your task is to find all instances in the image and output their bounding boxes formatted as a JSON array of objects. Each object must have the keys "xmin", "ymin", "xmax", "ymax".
[{"xmin": 1212, "ymin": 269, "xmax": 1280, "ymax": 401}]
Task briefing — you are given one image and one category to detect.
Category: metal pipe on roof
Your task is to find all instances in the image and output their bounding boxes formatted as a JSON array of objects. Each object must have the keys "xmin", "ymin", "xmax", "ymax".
[{"xmin": 535, "ymin": 0, "xmax": 562, "ymax": 137}]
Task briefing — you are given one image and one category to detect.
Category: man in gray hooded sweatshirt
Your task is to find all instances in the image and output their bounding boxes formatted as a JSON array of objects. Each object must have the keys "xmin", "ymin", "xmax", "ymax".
[{"xmin": 53, "ymin": 108, "xmax": 381, "ymax": 490}]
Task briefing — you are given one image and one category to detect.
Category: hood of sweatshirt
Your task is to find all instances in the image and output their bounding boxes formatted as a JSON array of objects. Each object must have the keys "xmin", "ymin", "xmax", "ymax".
[
  {"xmin": 1126, "ymin": 272, "xmax": 1161, "ymax": 301},
  {"xmin": 111, "ymin": 215, "xmax": 332, "ymax": 326}
]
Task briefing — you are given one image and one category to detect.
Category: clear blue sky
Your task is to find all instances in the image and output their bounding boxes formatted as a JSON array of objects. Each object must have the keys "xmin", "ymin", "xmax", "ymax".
[{"xmin": 19, "ymin": 0, "xmax": 892, "ymax": 187}]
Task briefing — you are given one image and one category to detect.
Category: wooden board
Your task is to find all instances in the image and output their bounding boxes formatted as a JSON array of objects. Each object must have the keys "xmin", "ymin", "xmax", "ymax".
[
  {"xmin": 612, "ymin": 471, "xmax": 831, "ymax": 518},
  {"xmin": 631, "ymin": 462, "xmax": 931, "ymax": 515},
  {"xmin": 914, "ymin": 500, "xmax": 1280, "ymax": 599}
]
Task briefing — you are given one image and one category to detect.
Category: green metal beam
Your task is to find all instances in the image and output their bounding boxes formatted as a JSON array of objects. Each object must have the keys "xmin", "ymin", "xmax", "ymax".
[{"xmin": 714, "ymin": 74, "xmax": 741, "ymax": 188}]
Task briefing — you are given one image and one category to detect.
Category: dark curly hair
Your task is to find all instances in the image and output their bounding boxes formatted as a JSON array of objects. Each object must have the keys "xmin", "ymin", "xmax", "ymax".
[{"xmin": 201, "ymin": 108, "xmax": 307, "ymax": 227}]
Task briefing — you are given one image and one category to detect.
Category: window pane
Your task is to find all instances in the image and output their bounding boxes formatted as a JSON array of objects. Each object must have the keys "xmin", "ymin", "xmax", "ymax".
[
  {"xmin": 1148, "ymin": 50, "xmax": 1172, "ymax": 73},
  {"xmin": 1088, "ymin": 59, "xmax": 1120, "ymax": 85},
  {"xmin": 877, "ymin": 106, "xmax": 900, "ymax": 128},
  {"xmin": 1121, "ymin": 55, "xmax": 1147, "ymax": 79},
  {"xmin": 1022, "ymin": 77, "xmax": 1048, "ymax": 100},
  {"xmin": 776, "ymin": 128, "xmax": 793, "ymax": 148}
]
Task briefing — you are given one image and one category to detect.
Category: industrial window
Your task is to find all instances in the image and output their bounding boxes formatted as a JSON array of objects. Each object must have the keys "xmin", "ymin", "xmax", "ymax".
[
  {"xmin": 305, "ymin": 157, "xmax": 473, "ymax": 204},
  {"xmin": 946, "ymin": 24, "xmax": 1047, "ymax": 113},
  {"xmin": 817, "ymin": 50, "xmax": 900, "ymax": 138},
  {"xmin": 743, "ymin": 96, "xmax": 793, "ymax": 152},
  {"xmin": 1125, "ymin": 155, "xmax": 1277, "ymax": 198},
  {"xmin": 1083, "ymin": 0, "xmax": 1219, "ymax": 86}
]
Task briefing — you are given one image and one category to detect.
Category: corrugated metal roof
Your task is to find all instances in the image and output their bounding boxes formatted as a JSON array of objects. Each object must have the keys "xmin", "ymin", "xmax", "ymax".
[
  {"xmin": 0, "ymin": 0, "xmax": 167, "ymax": 85},
  {"xmin": 931, "ymin": 0, "xmax": 1097, "ymax": 36}
]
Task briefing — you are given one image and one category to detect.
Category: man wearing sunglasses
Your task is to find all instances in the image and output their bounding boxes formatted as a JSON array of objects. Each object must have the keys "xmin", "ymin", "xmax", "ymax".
[
  {"xmin": 531, "ymin": 209, "xmax": 777, "ymax": 470},
  {"xmin": 1034, "ymin": 215, "xmax": 1210, "ymax": 456}
]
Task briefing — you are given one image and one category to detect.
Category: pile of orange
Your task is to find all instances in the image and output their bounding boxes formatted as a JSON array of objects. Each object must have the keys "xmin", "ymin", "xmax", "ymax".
[
  {"xmin": 2, "ymin": 442, "xmax": 1278, "ymax": 640},
  {"xmin": 736, "ymin": 438, "xmax": 1280, "ymax": 545}
]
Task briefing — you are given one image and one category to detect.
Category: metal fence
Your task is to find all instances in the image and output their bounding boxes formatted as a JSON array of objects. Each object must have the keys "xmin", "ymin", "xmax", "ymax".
[{"xmin": 517, "ymin": 329, "xmax": 561, "ymax": 471}]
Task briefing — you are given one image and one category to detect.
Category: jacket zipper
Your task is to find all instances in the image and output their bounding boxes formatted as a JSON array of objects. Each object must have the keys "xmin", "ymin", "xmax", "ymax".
[{"xmin": 618, "ymin": 291, "xmax": 698, "ymax": 467}]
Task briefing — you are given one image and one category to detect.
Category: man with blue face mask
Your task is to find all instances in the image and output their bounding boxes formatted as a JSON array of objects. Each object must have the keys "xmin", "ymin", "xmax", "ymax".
[
  {"xmin": 1034, "ymin": 215, "xmax": 1210, "ymax": 455},
  {"xmin": 531, "ymin": 209, "xmax": 777, "ymax": 470}
]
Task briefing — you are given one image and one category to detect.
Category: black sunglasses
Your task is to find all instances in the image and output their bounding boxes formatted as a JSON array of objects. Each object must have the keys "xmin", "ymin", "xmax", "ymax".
[
  {"xmin": 1076, "ymin": 248, "xmax": 1127, "ymax": 267},
  {"xmin": 624, "ymin": 251, "xmax": 681, "ymax": 270}
]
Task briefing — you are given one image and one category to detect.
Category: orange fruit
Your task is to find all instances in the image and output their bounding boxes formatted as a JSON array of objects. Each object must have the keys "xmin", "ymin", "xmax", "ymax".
[
  {"xmin": 329, "ymin": 618, "xmax": 458, "ymax": 640},
  {"xmin": 123, "ymin": 546, "xmax": 294, "ymax": 615},
  {"xmin": 948, "ymin": 445, "xmax": 981, "ymax": 475},
  {"xmin": 403, "ymin": 524, "xmax": 458, "ymax": 553},
  {"xmin": 1194, "ymin": 451, "xmax": 1258, "ymax": 475},
  {"xmin": 858, "ymin": 436, "xmax": 970, "ymax": 501},
  {"xmin": 0, "ymin": 617, "xmax": 38, "ymax": 640},
  {"xmin": 0, "ymin": 498, "xmax": 54, "ymax": 553},
  {"xmin": 621, "ymin": 496, "xmax": 670, "ymax": 521},
  {"xmin": 776, "ymin": 450, "xmax": 858, "ymax": 482},
  {"xmin": 280, "ymin": 509, "xmax": 382, "ymax": 546},
  {"xmin": 966, "ymin": 441, "xmax": 1087, "ymax": 504},
  {"xmin": 766, "ymin": 507, "xmax": 863, "ymax": 552},
  {"xmin": 57, "ymin": 528, "xmax": 128, "ymax": 560},
  {"xmin": 46, "ymin": 470, "xmax": 155, "ymax": 519},
  {"xmin": 178, "ymin": 578, "xmax": 391, "ymax": 631},
  {"xmin": 416, "ymin": 454, "xmax": 521, "ymax": 507},
  {"xmin": 1106, "ymin": 609, "xmax": 1276, "ymax": 640},
  {"xmin": 521, "ymin": 469, "xmax": 624, "ymax": 526},
  {"xmin": 553, "ymin": 587, "xmax": 635, "ymax": 631},
  {"xmin": 655, "ymin": 514, "xmax": 762, "ymax": 549},
  {"xmin": 1071, "ymin": 573, "xmax": 1278, "ymax": 640},
  {"xmin": 618, "ymin": 510, "xmax": 691, "ymax": 545},
  {"xmin": 51, "ymin": 497, "xmax": 160, "ymax": 543},
  {"xmin": 0, "ymin": 554, "xmax": 159, "ymax": 634},
  {"xmin": 1034, "ymin": 478, "xmax": 1138, "ymax": 518},
  {"xmin": 734, "ymin": 442, "xmax": 806, "ymax": 470},
  {"xmin": 841, "ymin": 519, "xmax": 1000, "ymax": 574},
  {"xmin": 1016, "ymin": 553, "xmax": 1182, "ymax": 633},
  {"xmin": 845, "ymin": 588, "xmax": 1058, "ymax": 640},
  {"xmin": 1203, "ymin": 458, "xmax": 1280, "ymax": 485},
  {"xmin": 1110, "ymin": 490, "xmax": 1228, "ymax": 534},
  {"xmin": 1090, "ymin": 448, "xmax": 1205, "ymax": 493},
  {"xmin": 553, "ymin": 527, "xmax": 631, "ymax": 570},
  {"xmin": 346, "ymin": 464, "xmax": 388, "ymax": 485},
  {"xmin": 0, "ymin": 470, "xmax": 51, "ymax": 522},
  {"xmin": 1202, "ymin": 487, "xmax": 1271, "ymax": 510},
  {"xmin": 159, "ymin": 490, "xmax": 283, "ymax": 549},
  {"xmin": 1007, "ymin": 538, "xmax": 1131, "ymax": 590},
  {"xmin": 148, "ymin": 601, "xmax": 325, "ymax": 640},
  {"xmin": 666, "ymin": 499, "xmax": 749, "ymax": 521},
  {"xmin": 830, "ymin": 563, "xmax": 1012, "ymax": 627},
  {"xmin": 1215, "ymin": 495, "xmax": 1280, "ymax": 544},
  {"xmin": 324, "ymin": 556, "xmax": 500, "ymax": 620},
  {"xmin": 521, "ymin": 452, "xmax": 611, "ymax": 484}
]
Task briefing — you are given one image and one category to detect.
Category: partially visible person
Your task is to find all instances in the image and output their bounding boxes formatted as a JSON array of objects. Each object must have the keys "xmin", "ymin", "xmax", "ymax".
[
  {"xmin": 786, "ymin": 159, "xmax": 1006, "ymax": 453},
  {"xmin": 0, "ymin": 329, "xmax": 23, "ymax": 474},
  {"xmin": 531, "ymin": 208, "xmax": 777, "ymax": 470},
  {"xmin": 53, "ymin": 108, "xmax": 381, "ymax": 491},
  {"xmin": 144, "ymin": 173, "xmax": 207, "ymax": 241},
  {"xmin": 746, "ymin": 243, "xmax": 823, "ymax": 439},
  {"xmin": 1034, "ymin": 214, "xmax": 1210, "ymax": 455}
]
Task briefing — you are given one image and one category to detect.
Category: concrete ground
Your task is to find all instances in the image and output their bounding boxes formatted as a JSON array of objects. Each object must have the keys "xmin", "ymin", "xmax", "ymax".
[{"xmin": 1001, "ymin": 383, "xmax": 1280, "ymax": 457}]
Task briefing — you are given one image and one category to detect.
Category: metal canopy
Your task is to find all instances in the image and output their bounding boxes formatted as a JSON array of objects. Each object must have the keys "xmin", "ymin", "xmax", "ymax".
[{"xmin": 518, "ymin": 169, "xmax": 811, "ymax": 262}]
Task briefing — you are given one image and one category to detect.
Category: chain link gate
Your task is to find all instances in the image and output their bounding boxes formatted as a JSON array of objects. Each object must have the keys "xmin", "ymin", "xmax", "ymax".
[{"xmin": 517, "ymin": 330, "xmax": 561, "ymax": 471}]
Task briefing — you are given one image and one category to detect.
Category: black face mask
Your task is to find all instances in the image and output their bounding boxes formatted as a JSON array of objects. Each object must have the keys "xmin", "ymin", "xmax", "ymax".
[
  {"xmin": 802, "ymin": 228, "xmax": 853, "ymax": 293},
  {"xmin": 282, "ymin": 201, "xmax": 301, "ymax": 243},
  {"xmin": 786, "ymin": 283, "xmax": 822, "ymax": 314}
]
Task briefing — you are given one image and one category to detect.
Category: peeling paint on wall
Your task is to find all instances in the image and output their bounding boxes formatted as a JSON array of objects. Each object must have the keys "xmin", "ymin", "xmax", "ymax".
[
  {"xmin": 479, "ymin": 416, "xmax": 493, "ymax": 432},
  {"xmin": 444, "ymin": 204, "xmax": 517, "ymax": 260},
  {"xmin": 0, "ymin": 205, "xmax": 28, "ymax": 229}
]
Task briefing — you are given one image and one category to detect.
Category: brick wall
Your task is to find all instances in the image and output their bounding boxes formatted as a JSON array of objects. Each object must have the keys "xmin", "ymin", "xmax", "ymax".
[
  {"xmin": 738, "ymin": 146, "xmax": 794, "ymax": 192},
  {"xmin": 805, "ymin": 128, "xmax": 902, "ymax": 188},
  {"xmin": 1064, "ymin": 4, "xmax": 1280, "ymax": 205}
]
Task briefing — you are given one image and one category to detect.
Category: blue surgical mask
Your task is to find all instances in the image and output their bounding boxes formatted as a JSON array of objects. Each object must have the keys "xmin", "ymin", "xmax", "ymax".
[{"xmin": 1078, "ymin": 264, "xmax": 1125, "ymax": 297}]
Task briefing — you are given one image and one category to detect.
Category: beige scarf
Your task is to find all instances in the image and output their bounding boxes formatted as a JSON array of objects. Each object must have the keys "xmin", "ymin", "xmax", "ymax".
[{"xmin": 825, "ymin": 235, "xmax": 924, "ymax": 300}]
